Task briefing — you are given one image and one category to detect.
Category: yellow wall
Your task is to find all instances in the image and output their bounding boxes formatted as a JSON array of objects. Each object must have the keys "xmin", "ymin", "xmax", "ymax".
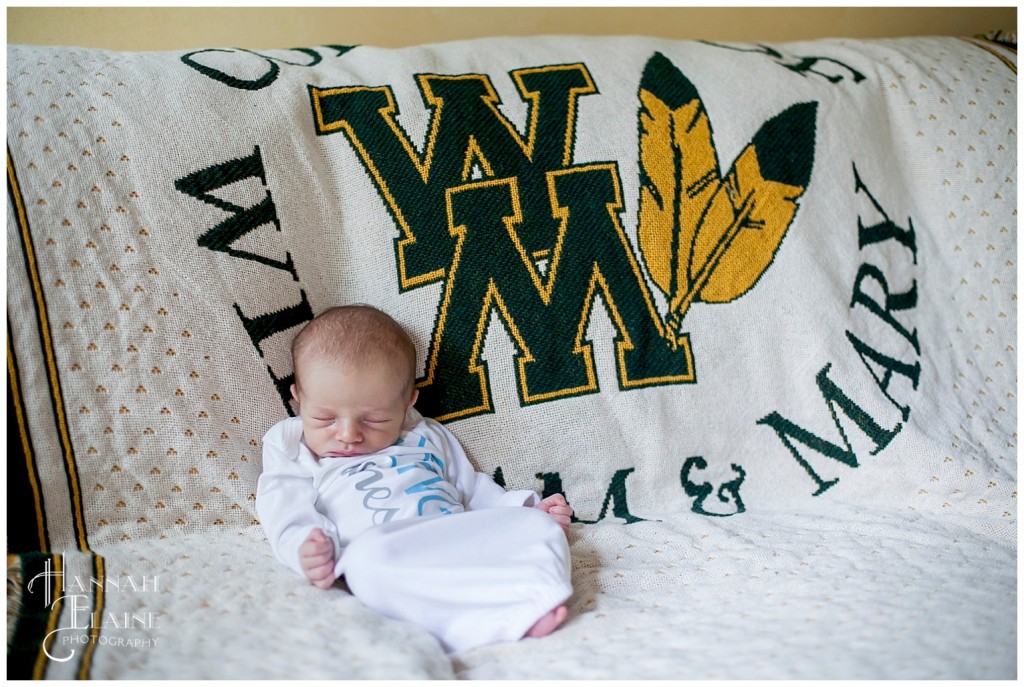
[{"xmin": 8, "ymin": 6, "xmax": 1018, "ymax": 51}]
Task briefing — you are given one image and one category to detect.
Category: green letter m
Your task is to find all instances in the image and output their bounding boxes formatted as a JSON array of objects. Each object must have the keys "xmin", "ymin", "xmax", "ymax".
[{"xmin": 417, "ymin": 165, "xmax": 693, "ymax": 422}]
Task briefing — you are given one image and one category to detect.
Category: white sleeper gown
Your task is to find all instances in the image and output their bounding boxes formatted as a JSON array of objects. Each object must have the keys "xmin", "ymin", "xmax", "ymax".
[{"xmin": 256, "ymin": 408, "xmax": 573, "ymax": 652}]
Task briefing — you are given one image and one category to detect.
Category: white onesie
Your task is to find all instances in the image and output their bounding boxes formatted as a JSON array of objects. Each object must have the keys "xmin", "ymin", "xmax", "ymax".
[{"xmin": 256, "ymin": 408, "xmax": 573, "ymax": 652}]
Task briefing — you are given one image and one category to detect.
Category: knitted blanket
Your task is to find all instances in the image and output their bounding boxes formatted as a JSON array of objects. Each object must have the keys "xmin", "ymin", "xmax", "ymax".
[{"xmin": 7, "ymin": 33, "xmax": 1016, "ymax": 678}]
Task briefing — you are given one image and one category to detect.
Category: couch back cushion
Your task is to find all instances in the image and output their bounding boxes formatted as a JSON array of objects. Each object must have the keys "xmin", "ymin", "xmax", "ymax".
[{"xmin": 7, "ymin": 36, "xmax": 1016, "ymax": 551}]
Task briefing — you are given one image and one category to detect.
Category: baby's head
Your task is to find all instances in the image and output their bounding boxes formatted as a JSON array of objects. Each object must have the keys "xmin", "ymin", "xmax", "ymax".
[{"xmin": 290, "ymin": 305, "xmax": 419, "ymax": 459}]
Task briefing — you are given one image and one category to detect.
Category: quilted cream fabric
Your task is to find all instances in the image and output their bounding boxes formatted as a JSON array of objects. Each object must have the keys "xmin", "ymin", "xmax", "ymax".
[
  {"xmin": 457, "ymin": 503, "xmax": 1016, "ymax": 679},
  {"xmin": 6, "ymin": 34, "xmax": 1015, "ymax": 678}
]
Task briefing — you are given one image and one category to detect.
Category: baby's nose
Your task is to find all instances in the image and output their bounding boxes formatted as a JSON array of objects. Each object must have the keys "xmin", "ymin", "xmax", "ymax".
[{"xmin": 335, "ymin": 419, "xmax": 361, "ymax": 443}]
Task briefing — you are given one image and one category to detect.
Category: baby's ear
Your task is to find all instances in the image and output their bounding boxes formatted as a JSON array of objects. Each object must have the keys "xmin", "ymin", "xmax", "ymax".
[
  {"xmin": 289, "ymin": 384, "xmax": 301, "ymax": 415},
  {"xmin": 408, "ymin": 387, "xmax": 419, "ymax": 409}
]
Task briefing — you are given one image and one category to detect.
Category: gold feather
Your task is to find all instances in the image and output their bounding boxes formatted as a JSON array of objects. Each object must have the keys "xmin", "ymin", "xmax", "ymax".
[
  {"xmin": 636, "ymin": 54, "xmax": 723, "ymax": 317},
  {"xmin": 698, "ymin": 145, "xmax": 805, "ymax": 303},
  {"xmin": 635, "ymin": 53, "xmax": 817, "ymax": 336}
]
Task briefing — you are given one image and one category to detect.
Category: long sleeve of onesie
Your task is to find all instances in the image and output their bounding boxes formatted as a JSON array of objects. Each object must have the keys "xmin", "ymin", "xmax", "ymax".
[{"xmin": 256, "ymin": 418, "xmax": 341, "ymax": 578}]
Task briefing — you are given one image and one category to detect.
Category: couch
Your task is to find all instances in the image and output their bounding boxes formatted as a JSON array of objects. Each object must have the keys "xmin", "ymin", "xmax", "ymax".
[{"xmin": 6, "ymin": 31, "xmax": 1017, "ymax": 679}]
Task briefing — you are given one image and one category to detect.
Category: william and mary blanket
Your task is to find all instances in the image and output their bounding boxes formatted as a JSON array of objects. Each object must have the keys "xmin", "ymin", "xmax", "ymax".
[{"xmin": 7, "ymin": 34, "xmax": 1016, "ymax": 678}]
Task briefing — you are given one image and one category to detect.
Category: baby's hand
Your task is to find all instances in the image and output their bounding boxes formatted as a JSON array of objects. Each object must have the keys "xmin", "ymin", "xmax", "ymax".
[
  {"xmin": 535, "ymin": 494, "xmax": 573, "ymax": 535},
  {"xmin": 299, "ymin": 528, "xmax": 337, "ymax": 589}
]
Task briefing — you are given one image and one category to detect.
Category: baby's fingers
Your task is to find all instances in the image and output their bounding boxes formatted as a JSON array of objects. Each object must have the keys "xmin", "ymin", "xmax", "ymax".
[
  {"xmin": 300, "ymin": 530, "xmax": 333, "ymax": 555},
  {"xmin": 299, "ymin": 544, "xmax": 332, "ymax": 565},
  {"xmin": 549, "ymin": 505, "xmax": 574, "ymax": 518},
  {"xmin": 546, "ymin": 507, "xmax": 572, "ymax": 522},
  {"xmin": 301, "ymin": 545, "xmax": 334, "ymax": 567},
  {"xmin": 306, "ymin": 527, "xmax": 329, "ymax": 545},
  {"xmin": 312, "ymin": 577, "xmax": 335, "ymax": 590},
  {"xmin": 307, "ymin": 563, "xmax": 337, "ymax": 589}
]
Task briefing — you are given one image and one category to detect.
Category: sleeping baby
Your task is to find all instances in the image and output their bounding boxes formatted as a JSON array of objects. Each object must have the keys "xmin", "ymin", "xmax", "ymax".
[{"xmin": 256, "ymin": 304, "xmax": 574, "ymax": 652}]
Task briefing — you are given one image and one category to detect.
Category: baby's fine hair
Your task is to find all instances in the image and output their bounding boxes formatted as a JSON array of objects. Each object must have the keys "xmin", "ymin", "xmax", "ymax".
[{"xmin": 291, "ymin": 305, "xmax": 417, "ymax": 391}]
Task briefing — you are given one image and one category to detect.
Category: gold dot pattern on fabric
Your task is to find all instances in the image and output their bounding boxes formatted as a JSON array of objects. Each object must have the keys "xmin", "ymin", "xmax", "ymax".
[
  {"xmin": 884, "ymin": 42, "xmax": 1016, "ymax": 521},
  {"xmin": 8, "ymin": 48, "xmax": 264, "ymax": 547}
]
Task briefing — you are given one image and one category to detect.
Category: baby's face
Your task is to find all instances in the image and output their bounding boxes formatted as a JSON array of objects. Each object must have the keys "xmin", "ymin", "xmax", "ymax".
[{"xmin": 292, "ymin": 355, "xmax": 417, "ymax": 460}]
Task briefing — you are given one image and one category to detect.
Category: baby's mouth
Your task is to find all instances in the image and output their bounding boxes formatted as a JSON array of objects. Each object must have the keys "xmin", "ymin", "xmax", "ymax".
[{"xmin": 327, "ymin": 449, "xmax": 362, "ymax": 458}]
